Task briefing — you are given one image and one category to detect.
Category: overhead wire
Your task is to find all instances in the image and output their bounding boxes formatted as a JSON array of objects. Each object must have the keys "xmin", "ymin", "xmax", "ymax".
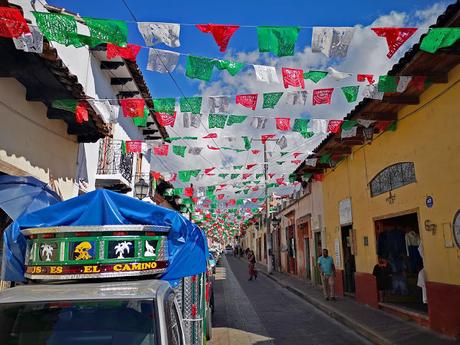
[
  {"xmin": 119, "ymin": 0, "xmax": 230, "ymax": 162},
  {"xmin": 32, "ymin": 0, "xmax": 394, "ymax": 209},
  {"xmin": 96, "ymin": 54, "xmax": 181, "ymax": 176},
  {"xmin": 119, "ymin": 0, "xmax": 263, "ymax": 193},
  {"xmin": 96, "ymin": 33, "xmax": 227, "ymax": 178}
]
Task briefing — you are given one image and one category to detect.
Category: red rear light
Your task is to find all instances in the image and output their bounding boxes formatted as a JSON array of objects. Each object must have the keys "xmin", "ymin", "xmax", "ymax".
[
  {"xmin": 145, "ymin": 231, "xmax": 156, "ymax": 236},
  {"xmin": 48, "ymin": 302, "xmax": 73, "ymax": 308},
  {"xmin": 42, "ymin": 233, "xmax": 55, "ymax": 239},
  {"xmin": 75, "ymin": 232, "xmax": 90, "ymax": 237},
  {"xmin": 113, "ymin": 231, "xmax": 128, "ymax": 236}
]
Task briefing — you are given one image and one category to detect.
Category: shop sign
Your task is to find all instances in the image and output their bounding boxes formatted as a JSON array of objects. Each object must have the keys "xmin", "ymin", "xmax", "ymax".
[
  {"xmin": 25, "ymin": 261, "xmax": 168, "ymax": 278},
  {"xmin": 312, "ymin": 215, "xmax": 321, "ymax": 231},
  {"xmin": 24, "ymin": 227, "xmax": 169, "ymax": 280},
  {"xmin": 334, "ymin": 238, "xmax": 341, "ymax": 268},
  {"xmin": 426, "ymin": 196, "xmax": 434, "ymax": 208},
  {"xmin": 339, "ymin": 198, "xmax": 352, "ymax": 225}
]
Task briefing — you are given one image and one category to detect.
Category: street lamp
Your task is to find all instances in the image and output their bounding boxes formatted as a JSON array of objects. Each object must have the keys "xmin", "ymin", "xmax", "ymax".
[{"xmin": 134, "ymin": 178, "xmax": 149, "ymax": 200}]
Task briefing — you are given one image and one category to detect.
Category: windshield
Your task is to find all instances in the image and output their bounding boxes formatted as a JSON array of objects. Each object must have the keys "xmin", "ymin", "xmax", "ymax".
[{"xmin": 0, "ymin": 299, "xmax": 158, "ymax": 345}]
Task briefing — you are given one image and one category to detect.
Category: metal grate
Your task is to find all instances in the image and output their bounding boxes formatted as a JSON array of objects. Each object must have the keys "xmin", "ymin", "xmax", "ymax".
[
  {"xmin": 156, "ymin": 238, "xmax": 168, "ymax": 261},
  {"xmin": 369, "ymin": 162, "xmax": 416, "ymax": 197},
  {"xmin": 180, "ymin": 274, "xmax": 204, "ymax": 345},
  {"xmin": 174, "ymin": 279, "xmax": 183, "ymax": 312}
]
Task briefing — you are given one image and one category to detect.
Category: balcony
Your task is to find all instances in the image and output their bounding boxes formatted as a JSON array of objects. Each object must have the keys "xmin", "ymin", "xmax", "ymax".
[{"xmin": 95, "ymin": 140, "xmax": 134, "ymax": 193}]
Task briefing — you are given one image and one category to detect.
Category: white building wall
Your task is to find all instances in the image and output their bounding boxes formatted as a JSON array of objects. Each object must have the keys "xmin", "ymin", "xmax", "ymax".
[
  {"xmin": 0, "ymin": 78, "xmax": 79, "ymax": 200},
  {"xmin": 12, "ymin": 0, "xmax": 150, "ymax": 196}
]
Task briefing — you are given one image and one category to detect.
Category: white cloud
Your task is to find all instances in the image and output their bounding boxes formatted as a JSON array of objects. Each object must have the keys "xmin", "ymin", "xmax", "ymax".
[{"xmin": 151, "ymin": 2, "xmax": 447, "ymax": 208}]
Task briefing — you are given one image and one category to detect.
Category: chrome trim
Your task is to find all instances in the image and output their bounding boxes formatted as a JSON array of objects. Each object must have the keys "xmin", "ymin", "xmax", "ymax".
[
  {"xmin": 24, "ymin": 268, "xmax": 167, "ymax": 280},
  {"xmin": 175, "ymin": 299, "xmax": 187, "ymax": 345},
  {"xmin": 156, "ymin": 284, "xmax": 169, "ymax": 345},
  {"xmin": 21, "ymin": 224, "xmax": 171, "ymax": 236}
]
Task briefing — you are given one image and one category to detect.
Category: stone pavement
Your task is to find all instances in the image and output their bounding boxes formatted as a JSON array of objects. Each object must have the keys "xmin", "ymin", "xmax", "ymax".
[
  {"xmin": 209, "ymin": 255, "xmax": 370, "ymax": 345},
  {"xmin": 251, "ymin": 259, "xmax": 460, "ymax": 345}
]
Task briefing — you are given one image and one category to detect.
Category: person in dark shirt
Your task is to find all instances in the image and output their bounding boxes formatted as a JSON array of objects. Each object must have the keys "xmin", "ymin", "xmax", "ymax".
[{"xmin": 373, "ymin": 257, "xmax": 392, "ymax": 301}]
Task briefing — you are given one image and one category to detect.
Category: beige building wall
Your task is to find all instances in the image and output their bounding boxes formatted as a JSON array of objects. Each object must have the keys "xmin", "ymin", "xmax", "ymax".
[
  {"xmin": 242, "ymin": 223, "xmax": 256, "ymax": 254},
  {"xmin": 278, "ymin": 182, "xmax": 324, "ymax": 280},
  {"xmin": 0, "ymin": 78, "xmax": 79, "ymax": 200}
]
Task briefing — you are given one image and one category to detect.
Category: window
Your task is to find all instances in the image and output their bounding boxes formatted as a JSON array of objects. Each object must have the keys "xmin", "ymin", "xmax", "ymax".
[
  {"xmin": 302, "ymin": 182, "xmax": 312, "ymax": 196},
  {"xmin": 0, "ymin": 299, "xmax": 158, "ymax": 345},
  {"xmin": 369, "ymin": 162, "xmax": 416, "ymax": 197}
]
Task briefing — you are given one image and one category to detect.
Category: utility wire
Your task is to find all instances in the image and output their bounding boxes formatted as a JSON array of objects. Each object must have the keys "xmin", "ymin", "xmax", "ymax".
[
  {"xmin": 98, "ymin": 7, "xmax": 226, "ymax": 177},
  {"xmin": 119, "ymin": 0, "xmax": 230, "ymax": 166}
]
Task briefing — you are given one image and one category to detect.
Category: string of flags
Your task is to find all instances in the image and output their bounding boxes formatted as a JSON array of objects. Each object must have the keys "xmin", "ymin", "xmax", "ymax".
[
  {"xmin": 1, "ymin": 7, "xmax": 459, "ymax": 70},
  {"xmin": 150, "ymin": 160, "xmax": 304, "ymax": 183},
  {"xmin": 192, "ymin": 189, "xmax": 307, "ymax": 232},
  {"xmin": 152, "ymin": 171, "xmax": 300, "ymax": 200},
  {"xmin": 3, "ymin": 5, "xmax": 459, "ymax": 233},
  {"xmin": 128, "ymin": 122, "xmax": 397, "ymax": 188},
  {"xmin": 49, "ymin": 74, "xmax": 426, "ymax": 127},
  {"xmin": 146, "ymin": 116, "xmax": 395, "ymax": 216},
  {"xmin": 1, "ymin": 6, "xmax": 449, "ymax": 129},
  {"xmin": 114, "ymin": 113, "xmax": 396, "ymax": 158}
]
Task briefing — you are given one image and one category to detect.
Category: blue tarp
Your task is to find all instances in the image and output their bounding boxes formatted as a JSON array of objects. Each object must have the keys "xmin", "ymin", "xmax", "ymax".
[
  {"xmin": 2, "ymin": 189, "xmax": 208, "ymax": 283},
  {"xmin": 0, "ymin": 175, "xmax": 61, "ymax": 220}
]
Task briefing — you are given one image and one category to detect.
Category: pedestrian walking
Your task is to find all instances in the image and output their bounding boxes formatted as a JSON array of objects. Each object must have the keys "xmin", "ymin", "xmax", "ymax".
[
  {"xmin": 247, "ymin": 250, "xmax": 257, "ymax": 281},
  {"xmin": 317, "ymin": 249, "xmax": 336, "ymax": 300}
]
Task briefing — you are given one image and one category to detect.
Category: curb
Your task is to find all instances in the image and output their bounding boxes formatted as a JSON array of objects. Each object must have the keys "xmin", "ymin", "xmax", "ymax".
[{"xmin": 257, "ymin": 268, "xmax": 392, "ymax": 345}]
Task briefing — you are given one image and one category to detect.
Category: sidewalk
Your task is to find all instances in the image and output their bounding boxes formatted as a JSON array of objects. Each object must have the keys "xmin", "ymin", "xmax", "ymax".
[{"xmin": 252, "ymin": 260, "xmax": 459, "ymax": 345}]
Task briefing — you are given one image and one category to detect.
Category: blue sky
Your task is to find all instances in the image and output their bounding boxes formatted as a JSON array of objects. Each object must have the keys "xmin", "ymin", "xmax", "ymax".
[{"xmin": 50, "ymin": 0, "xmax": 447, "ymax": 98}]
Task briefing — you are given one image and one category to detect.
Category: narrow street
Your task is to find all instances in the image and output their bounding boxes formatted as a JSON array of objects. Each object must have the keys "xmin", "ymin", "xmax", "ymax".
[
  {"xmin": 209, "ymin": 255, "xmax": 370, "ymax": 345},
  {"xmin": 1, "ymin": 1, "xmax": 460, "ymax": 344}
]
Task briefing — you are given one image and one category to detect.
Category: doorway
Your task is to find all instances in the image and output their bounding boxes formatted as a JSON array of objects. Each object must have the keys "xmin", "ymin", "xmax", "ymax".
[
  {"xmin": 263, "ymin": 233, "xmax": 267, "ymax": 261},
  {"xmin": 313, "ymin": 231, "xmax": 322, "ymax": 285},
  {"xmin": 286, "ymin": 224, "xmax": 296, "ymax": 275},
  {"xmin": 256, "ymin": 238, "xmax": 262, "ymax": 262},
  {"xmin": 275, "ymin": 228, "xmax": 281, "ymax": 271},
  {"xmin": 341, "ymin": 226, "xmax": 356, "ymax": 294},
  {"xmin": 374, "ymin": 213, "xmax": 426, "ymax": 313},
  {"xmin": 304, "ymin": 237, "xmax": 311, "ymax": 280}
]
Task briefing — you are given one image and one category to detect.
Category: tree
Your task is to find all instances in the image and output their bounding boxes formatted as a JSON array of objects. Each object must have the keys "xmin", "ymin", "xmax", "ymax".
[{"xmin": 114, "ymin": 241, "xmax": 132, "ymax": 259}]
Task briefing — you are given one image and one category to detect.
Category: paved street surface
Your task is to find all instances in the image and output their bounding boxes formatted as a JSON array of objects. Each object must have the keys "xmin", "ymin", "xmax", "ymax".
[{"xmin": 209, "ymin": 255, "xmax": 371, "ymax": 345}]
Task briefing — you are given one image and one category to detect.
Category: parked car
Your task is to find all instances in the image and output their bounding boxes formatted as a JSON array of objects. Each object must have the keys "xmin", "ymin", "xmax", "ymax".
[
  {"xmin": 224, "ymin": 245, "xmax": 233, "ymax": 255},
  {"xmin": 209, "ymin": 249, "xmax": 220, "ymax": 264},
  {"xmin": 0, "ymin": 279, "xmax": 187, "ymax": 345},
  {"xmin": 208, "ymin": 253, "xmax": 217, "ymax": 274}
]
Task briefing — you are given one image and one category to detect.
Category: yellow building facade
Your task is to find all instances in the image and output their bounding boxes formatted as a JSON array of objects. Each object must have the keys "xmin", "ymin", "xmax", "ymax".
[{"xmin": 322, "ymin": 64, "xmax": 460, "ymax": 337}]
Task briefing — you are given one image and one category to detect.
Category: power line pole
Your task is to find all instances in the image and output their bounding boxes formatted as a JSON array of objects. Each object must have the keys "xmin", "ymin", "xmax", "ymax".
[
  {"xmin": 254, "ymin": 138, "xmax": 276, "ymax": 274},
  {"xmin": 263, "ymin": 140, "xmax": 273, "ymax": 274}
]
